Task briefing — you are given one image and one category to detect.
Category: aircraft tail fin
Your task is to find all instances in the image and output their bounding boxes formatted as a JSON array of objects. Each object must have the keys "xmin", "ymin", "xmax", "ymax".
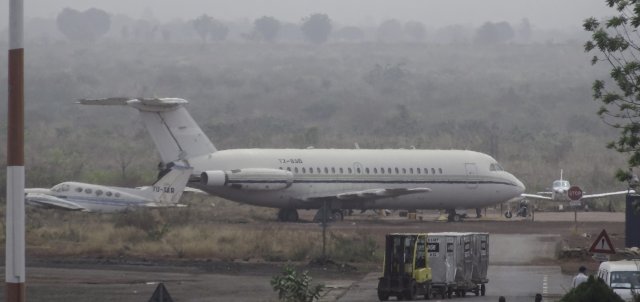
[
  {"xmin": 78, "ymin": 98, "xmax": 216, "ymax": 163},
  {"xmin": 141, "ymin": 162, "xmax": 193, "ymax": 205}
]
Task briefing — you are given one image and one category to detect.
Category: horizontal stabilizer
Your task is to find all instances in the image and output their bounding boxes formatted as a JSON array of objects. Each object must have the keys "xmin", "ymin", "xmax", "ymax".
[{"xmin": 78, "ymin": 97, "xmax": 188, "ymax": 112}]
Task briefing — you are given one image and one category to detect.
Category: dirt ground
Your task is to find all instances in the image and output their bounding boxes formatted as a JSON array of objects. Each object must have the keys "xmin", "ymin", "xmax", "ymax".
[{"xmin": 2, "ymin": 209, "xmax": 630, "ymax": 301}]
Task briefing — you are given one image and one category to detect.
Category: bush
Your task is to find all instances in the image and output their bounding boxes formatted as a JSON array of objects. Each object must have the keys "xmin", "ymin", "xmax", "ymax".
[
  {"xmin": 270, "ymin": 266, "xmax": 324, "ymax": 302},
  {"xmin": 560, "ymin": 275, "xmax": 624, "ymax": 302}
]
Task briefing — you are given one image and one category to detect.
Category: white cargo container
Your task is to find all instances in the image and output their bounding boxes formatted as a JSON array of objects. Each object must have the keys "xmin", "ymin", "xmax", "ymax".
[
  {"xmin": 427, "ymin": 233, "xmax": 457, "ymax": 299},
  {"xmin": 428, "ymin": 232, "xmax": 487, "ymax": 297},
  {"xmin": 469, "ymin": 232, "xmax": 489, "ymax": 296}
]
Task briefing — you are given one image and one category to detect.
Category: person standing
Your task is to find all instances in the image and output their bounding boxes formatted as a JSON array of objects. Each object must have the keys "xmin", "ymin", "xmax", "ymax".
[{"xmin": 572, "ymin": 266, "xmax": 588, "ymax": 288}]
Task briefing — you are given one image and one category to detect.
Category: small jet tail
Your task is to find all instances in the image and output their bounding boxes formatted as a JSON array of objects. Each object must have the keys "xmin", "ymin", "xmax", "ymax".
[
  {"xmin": 78, "ymin": 98, "xmax": 216, "ymax": 163},
  {"xmin": 141, "ymin": 162, "xmax": 194, "ymax": 205}
]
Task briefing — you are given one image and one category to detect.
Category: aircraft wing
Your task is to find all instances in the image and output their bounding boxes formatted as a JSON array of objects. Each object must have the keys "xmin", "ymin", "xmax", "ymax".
[
  {"xmin": 521, "ymin": 193, "xmax": 553, "ymax": 200},
  {"xmin": 582, "ymin": 190, "xmax": 635, "ymax": 200},
  {"xmin": 25, "ymin": 193, "xmax": 87, "ymax": 211},
  {"xmin": 309, "ymin": 187, "xmax": 431, "ymax": 201}
]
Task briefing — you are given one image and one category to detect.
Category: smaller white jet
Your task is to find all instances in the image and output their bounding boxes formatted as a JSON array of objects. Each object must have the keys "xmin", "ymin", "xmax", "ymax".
[
  {"xmin": 521, "ymin": 170, "xmax": 633, "ymax": 202},
  {"xmin": 25, "ymin": 164, "xmax": 193, "ymax": 212}
]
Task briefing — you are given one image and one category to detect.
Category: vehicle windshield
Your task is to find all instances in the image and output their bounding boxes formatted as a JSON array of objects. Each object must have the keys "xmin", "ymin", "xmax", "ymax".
[
  {"xmin": 51, "ymin": 183, "xmax": 70, "ymax": 192},
  {"xmin": 553, "ymin": 180, "xmax": 570, "ymax": 188},
  {"xmin": 610, "ymin": 271, "xmax": 640, "ymax": 289}
]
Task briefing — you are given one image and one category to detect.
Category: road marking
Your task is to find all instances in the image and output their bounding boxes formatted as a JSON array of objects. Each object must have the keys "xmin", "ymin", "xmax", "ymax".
[{"xmin": 542, "ymin": 275, "xmax": 548, "ymax": 294}]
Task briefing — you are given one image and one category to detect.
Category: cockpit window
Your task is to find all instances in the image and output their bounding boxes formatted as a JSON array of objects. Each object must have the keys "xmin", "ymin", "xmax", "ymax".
[
  {"xmin": 554, "ymin": 180, "xmax": 570, "ymax": 188},
  {"xmin": 489, "ymin": 163, "xmax": 504, "ymax": 171}
]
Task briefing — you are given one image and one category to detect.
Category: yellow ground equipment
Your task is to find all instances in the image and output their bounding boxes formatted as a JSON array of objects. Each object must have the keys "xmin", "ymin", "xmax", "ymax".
[{"xmin": 377, "ymin": 233, "xmax": 432, "ymax": 301}]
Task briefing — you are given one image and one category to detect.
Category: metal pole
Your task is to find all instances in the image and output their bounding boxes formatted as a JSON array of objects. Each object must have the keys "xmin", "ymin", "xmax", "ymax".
[
  {"xmin": 322, "ymin": 201, "xmax": 327, "ymax": 261},
  {"xmin": 7, "ymin": 0, "xmax": 26, "ymax": 301}
]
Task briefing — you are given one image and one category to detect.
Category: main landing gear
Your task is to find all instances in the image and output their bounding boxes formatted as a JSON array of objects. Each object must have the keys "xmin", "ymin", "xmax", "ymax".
[
  {"xmin": 277, "ymin": 209, "xmax": 299, "ymax": 222},
  {"xmin": 447, "ymin": 209, "xmax": 463, "ymax": 222}
]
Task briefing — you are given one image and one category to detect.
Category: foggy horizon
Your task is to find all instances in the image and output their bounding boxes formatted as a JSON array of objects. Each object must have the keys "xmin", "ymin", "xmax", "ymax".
[{"xmin": 1, "ymin": 0, "xmax": 615, "ymax": 30}]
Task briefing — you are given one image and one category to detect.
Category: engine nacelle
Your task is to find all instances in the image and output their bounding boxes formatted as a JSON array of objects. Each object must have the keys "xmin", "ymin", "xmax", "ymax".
[{"xmin": 200, "ymin": 168, "xmax": 293, "ymax": 191}]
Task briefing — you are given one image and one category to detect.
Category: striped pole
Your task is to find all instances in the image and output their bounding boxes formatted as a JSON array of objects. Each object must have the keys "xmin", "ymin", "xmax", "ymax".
[{"xmin": 6, "ymin": 0, "xmax": 26, "ymax": 301}]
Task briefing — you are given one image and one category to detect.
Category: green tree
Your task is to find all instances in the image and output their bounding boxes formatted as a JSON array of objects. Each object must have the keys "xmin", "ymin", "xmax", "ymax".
[
  {"xmin": 584, "ymin": 0, "xmax": 640, "ymax": 179},
  {"xmin": 301, "ymin": 14, "xmax": 332, "ymax": 44},
  {"xmin": 254, "ymin": 16, "xmax": 281, "ymax": 42},
  {"xmin": 192, "ymin": 14, "xmax": 228, "ymax": 43},
  {"xmin": 56, "ymin": 7, "xmax": 111, "ymax": 42}
]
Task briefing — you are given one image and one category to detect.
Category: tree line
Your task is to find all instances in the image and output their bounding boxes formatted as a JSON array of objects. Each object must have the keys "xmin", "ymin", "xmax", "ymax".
[{"xmin": 6, "ymin": 7, "xmax": 553, "ymax": 45}]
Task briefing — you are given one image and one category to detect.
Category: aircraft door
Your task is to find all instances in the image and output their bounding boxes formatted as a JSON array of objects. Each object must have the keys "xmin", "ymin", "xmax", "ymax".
[{"xmin": 465, "ymin": 163, "xmax": 478, "ymax": 189}]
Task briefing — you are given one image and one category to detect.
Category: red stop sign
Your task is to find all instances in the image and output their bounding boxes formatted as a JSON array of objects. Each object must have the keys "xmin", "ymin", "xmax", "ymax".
[{"xmin": 568, "ymin": 186, "xmax": 583, "ymax": 201}]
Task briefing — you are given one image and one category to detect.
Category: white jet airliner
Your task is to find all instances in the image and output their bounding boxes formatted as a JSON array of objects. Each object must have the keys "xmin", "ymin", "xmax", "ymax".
[
  {"xmin": 79, "ymin": 97, "xmax": 525, "ymax": 222},
  {"xmin": 25, "ymin": 164, "xmax": 192, "ymax": 212},
  {"xmin": 521, "ymin": 170, "xmax": 633, "ymax": 202}
]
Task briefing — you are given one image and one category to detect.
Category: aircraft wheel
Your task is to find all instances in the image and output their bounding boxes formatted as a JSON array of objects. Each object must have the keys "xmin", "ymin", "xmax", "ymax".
[
  {"xmin": 279, "ymin": 209, "xmax": 299, "ymax": 222},
  {"xmin": 504, "ymin": 211, "xmax": 513, "ymax": 219},
  {"xmin": 481, "ymin": 284, "xmax": 486, "ymax": 296},
  {"xmin": 331, "ymin": 210, "xmax": 344, "ymax": 221}
]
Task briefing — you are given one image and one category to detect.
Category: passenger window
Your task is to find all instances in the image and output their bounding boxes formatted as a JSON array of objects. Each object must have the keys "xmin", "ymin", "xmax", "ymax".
[
  {"xmin": 106, "ymin": 191, "xmax": 112, "ymax": 197},
  {"xmin": 115, "ymin": 192, "xmax": 120, "ymax": 198},
  {"xmin": 373, "ymin": 168, "xmax": 378, "ymax": 174},
  {"xmin": 95, "ymin": 190, "xmax": 103, "ymax": 196},
  {"xmin": 431, "ymin": 168, "xmax": 436, "ymax": 174},
  {"xmin": 317, "ymin": 167, "xmax": 321, "ymax": 173},
  {"xmin": 287, "ymin": 167, "xmax": 291, "ymax": 171},
  {"xmin": 279, "ymin": 167, "xmax": 283, "ymax": 170},
  {"xmin": 348, "ymin": 168, "xmax": 352, "ymax": 174},
  {"xmin": 295, "ymin": 167, "xmax": 299, "ymax": 173},
  {"xmin": 388, "ymin": 168, "xmax": 392, "ymax": 174},
  {"xmin": 303, "ymin": 167, "xmax": 307, "ymax": 173},
  {"xmin": 324, "ymin": 167, "xmax": 329, "ymax": 174},
  {"xmin": 395, "ymin": 167, "xmax": 399, "ymax": 174},
  {"xmin": 75, "ymin": 187, "xmax": 82, "ymax": 193},
  {"xmin": 402, "ymin": 168, "xmax": 406, "ymax": 174},
  {"xmin": 410, "ymin": 168, "xmax": 414, "ymax": 174},
  {"xmin": 85, "ymin": 188, "xmax": 92, "ymax": 194},
  {"xmin": 380, "ymin": 168, "xmax": 385, "ymax": 174},
  {"xmin": 331, "ymin": 167, "xmax": 335, "ymax": 174},
  {"xmin": 356, "ymin": 168, "xmax": 361, "ymax": 174},
  {"xmin": 439, "ymin": 168, "xmax": 443, "ymax": 174},
  {"xmin": 424, "ymin": 168, "xmax": 428, "ymax": 174},
  {"xmin": 340, "ymin": 167, "xmax": 344, "ymax": 174},
  {"xmin": 417, "ymin": 168, "xmax": 421, "ymax": 174},
  {"xmin": 365, "ymin": 168, "xmax": 370, "ymax": 174}
]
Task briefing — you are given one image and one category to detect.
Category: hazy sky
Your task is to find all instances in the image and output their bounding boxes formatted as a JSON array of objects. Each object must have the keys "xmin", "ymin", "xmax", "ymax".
[{"xmin": 2, "ymin": 0, "xmax": 614, "ymax": 29}]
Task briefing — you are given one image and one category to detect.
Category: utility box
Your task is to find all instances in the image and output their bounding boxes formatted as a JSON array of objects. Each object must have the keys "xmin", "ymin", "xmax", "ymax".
[{"xmin": 626, "ymin": 194, "xmax": 640, "ymax": 247}]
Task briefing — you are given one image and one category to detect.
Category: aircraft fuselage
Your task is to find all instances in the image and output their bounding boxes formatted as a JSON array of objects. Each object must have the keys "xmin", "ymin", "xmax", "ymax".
[{"xmin": 188, "ymin": 148, "xmax": 525, "ymax": 211}]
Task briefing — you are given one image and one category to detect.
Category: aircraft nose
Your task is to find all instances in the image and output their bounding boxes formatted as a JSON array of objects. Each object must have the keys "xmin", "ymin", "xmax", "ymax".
[{"xmin": 512, "ymin": 176, "xmax": 525, "ymax": 194}]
